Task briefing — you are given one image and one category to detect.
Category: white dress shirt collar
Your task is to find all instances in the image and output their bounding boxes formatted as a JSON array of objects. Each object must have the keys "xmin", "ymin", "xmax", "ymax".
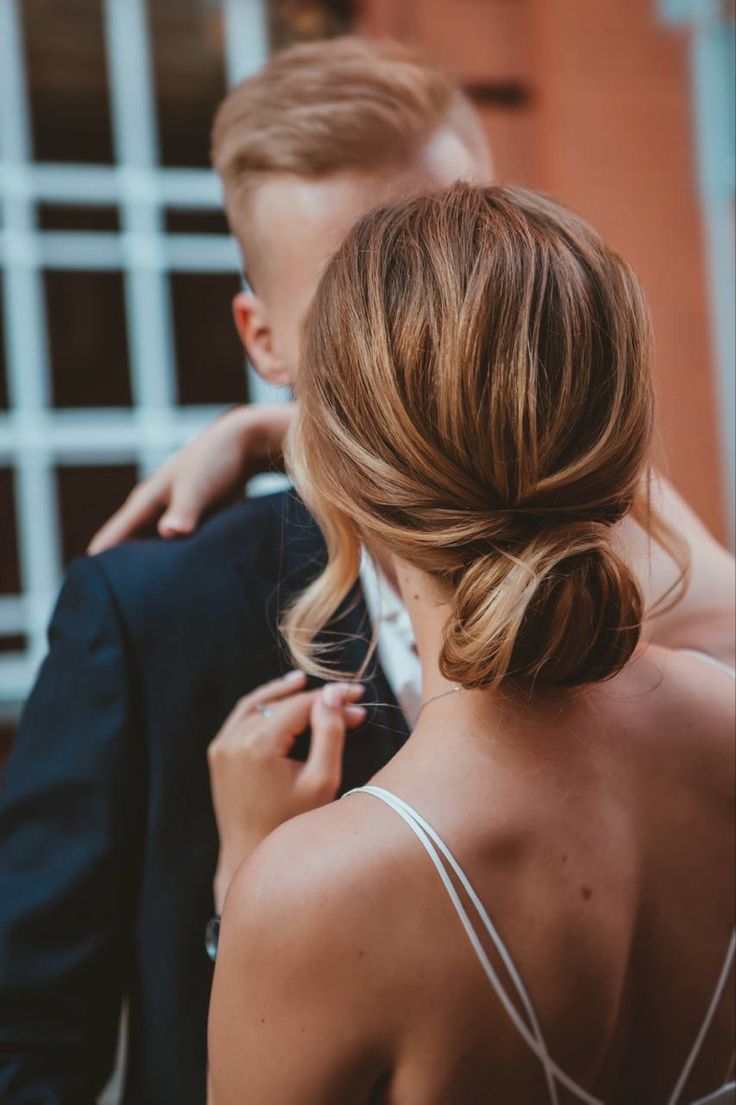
[{"xmin": 359, "ymin": 550, "xmax": 421, "ymax": 727}]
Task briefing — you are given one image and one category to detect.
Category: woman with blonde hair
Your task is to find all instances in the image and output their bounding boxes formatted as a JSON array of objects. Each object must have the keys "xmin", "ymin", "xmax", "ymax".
[{"xmin": 207, "ymin": 183, "xmax": 734, "ymax": 1104}]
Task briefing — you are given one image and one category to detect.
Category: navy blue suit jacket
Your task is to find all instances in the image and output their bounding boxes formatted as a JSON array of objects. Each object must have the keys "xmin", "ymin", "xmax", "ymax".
[{"xmin": 0, "ymin": 491, "xmax": 409, "ymax": 1104}]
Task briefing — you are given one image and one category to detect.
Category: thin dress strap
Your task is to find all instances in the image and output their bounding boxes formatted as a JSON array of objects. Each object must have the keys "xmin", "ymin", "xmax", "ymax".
[
  {"xmin": 678, "ymin": 649, "xmax": 736, "ymax": 680},
  {"xmin": 668, "ymin": 651, "xmax": 735, "ymax": 1105},
  {"xmin": 667, "ymin": 932, "xmax": 735, "ymax": 1105},
  {"xmin": 345, "ymin": 784, "xmax": 736, "ymax": 1105},
  {"xmin": 354, "ymin": 785, "xmax": 561, "ymax": 1105},
  {"xmin": 345, "ymin": 785, "xmax": 603, "ymax": 1105}
]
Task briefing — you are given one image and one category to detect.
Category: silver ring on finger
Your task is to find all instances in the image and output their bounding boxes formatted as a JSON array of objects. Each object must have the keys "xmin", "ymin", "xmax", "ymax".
[{"xmin": 256, "ymin": 704, "xmax": 274, "ymax": 718}]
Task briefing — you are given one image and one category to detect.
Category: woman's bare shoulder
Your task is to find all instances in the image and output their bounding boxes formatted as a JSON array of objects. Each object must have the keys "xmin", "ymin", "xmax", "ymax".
[
  {"xmin": 209, "ymin": 795, "xmax": 418, "ymax": 1102},
  {"xmin": 624, "ymin": 645, "xmax": 735, "ymax": 797},
  {"xmin": 210, "ymin": 798, "xmax": 411, "ymax": 1102},
  {"xmin": 222, "ymin": 792, "xmax": 416, "ymax": 981},
  {"xmin": 638, "ymin": 645, "xmax": 734, "ymax": 720},
  {"xmin": 235, "ymin": 790, "xmax": 407, "ymax": 887}
]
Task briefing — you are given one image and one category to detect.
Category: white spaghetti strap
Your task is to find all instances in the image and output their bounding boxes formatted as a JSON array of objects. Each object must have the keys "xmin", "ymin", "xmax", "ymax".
[
  {"xmin": 358, "ymin": 785, "xmax": 560, "ymax": 1105},
  {"xmin": 667, "ymin": 931, "xmax": 736, "ymax": 1105},
  {"xmin": 690, "ymin": 1084, "xmax": 735, "ymax": 1105},
  {"xmin": 678, "ymin": 650, "xmax": 736, "ymax": 680},
  {"xmin": 346, "ymin": 785, "xmax": 605, "ymax": 1105},
  {"xmin": 665, "ymin": 648, "xmax": 736, "ymax": 1103},
  {"xmin": 347, "ymin": 784, "xmax": 736, "ymax": 1105}
]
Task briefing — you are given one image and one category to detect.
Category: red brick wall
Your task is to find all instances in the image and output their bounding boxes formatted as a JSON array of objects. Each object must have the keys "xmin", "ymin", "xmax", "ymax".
[{"xmin": 358, "ymin": 0, "xmax": 726, "ymax": 539}]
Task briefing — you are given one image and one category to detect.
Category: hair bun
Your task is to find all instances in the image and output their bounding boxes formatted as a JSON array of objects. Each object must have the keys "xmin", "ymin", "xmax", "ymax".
[{"xmin": 440, "ymin": 524, "xmax": 643, "ymax": 691}]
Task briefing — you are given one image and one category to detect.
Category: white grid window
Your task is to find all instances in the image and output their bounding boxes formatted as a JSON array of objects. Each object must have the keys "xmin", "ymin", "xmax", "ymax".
[{"xmin": 0, "ymin": 0, "xmax": 282, "ymax": 722}]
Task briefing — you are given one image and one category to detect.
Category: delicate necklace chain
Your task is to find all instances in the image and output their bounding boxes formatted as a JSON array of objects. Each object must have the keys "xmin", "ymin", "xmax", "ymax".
[{"xmin": 416, "ymin": 683, "xmax": 461, "ymax": 720}]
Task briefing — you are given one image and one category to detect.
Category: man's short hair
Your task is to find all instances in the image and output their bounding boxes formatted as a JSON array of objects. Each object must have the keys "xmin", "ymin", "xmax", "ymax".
[{"xmin": 212, "ymin": 36, "xmax": 488, "ymax": 224}]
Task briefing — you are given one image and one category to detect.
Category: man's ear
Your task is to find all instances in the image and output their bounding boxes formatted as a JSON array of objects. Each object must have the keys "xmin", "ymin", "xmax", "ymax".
[{"xmin": 232, "ymin": 292, "xmax": 291, "ymax": 388}]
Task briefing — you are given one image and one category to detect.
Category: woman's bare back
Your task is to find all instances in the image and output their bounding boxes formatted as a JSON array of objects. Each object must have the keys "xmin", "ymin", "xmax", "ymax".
[
  {"xmin": 210, "ymin": 646, "xmax": 734, "ymax": 1105},
  {"xmin": 342, "ymin": 647, "xmax": 736, "ymax": 1104}
]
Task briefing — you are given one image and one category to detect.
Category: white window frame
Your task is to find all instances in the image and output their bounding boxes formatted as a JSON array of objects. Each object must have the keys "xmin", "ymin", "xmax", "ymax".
[{"xmin": 0, "ymin": 0, "xmax": 282, "ymax": 721}]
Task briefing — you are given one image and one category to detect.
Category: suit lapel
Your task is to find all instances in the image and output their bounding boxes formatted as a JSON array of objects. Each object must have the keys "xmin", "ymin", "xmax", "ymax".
[
  {"xmin": 250, "ymin": 491, "xmax": 411, "ymax": 789},
  {"xmin": 323, "ymin": 580, "xmax": 410, "ymax": 790}
]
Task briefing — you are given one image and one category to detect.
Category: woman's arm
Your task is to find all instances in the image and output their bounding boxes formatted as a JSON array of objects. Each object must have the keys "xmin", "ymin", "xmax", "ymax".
[
  {"xmin": 207, "ymin": 814, "xmax": 383, "ymax": 1105},
  {"xmin": 207, "ymin": 675, "xmax": 365, "ymax": 912},
  {"xmin": 616, "ymin": 471, "xmax": 735, "ymax": 666},
  {"xmin": 88, "ymin": 402, "xmax": 295, "ymax": 553}
]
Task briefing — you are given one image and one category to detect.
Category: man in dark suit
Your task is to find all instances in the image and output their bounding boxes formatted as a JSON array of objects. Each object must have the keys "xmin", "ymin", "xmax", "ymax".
[{"xmin": 0, "ymin": 38, "xmax": 491, "ymax": 1104}]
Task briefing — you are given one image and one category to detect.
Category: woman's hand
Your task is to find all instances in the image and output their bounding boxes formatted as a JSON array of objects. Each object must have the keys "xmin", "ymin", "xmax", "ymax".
[
  {"xmin": 207, "ymin": 670, "xmax": 366, "ymax": 912},
  {"xmin": 88, "ymin": 403, "xmax": 295, "ymax": 553}
]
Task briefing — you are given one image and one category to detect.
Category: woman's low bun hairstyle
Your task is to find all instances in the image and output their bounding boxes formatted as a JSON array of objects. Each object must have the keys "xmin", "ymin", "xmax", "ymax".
[
  {"xmin": 442, "ymin": 523, "xmax": 643, "ymax": 690},
  {"xmin": 285, "ymin": 183, "xmax": 659, "ymax": 693}
]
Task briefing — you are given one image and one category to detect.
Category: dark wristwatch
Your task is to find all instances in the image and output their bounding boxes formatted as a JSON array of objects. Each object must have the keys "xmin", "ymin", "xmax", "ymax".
[{"xmin": 205, "ymin": 914, "xmax": 221, "ymax": 962}]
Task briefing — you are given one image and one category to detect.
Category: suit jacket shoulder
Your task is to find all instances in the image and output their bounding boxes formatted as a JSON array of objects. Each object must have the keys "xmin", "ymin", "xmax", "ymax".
[
  {"xmin": 93, "ymin": 491, "xmax": 319, "ymax": 623},
  {"xmin": 89, "ymin": 491, "xmax": 323, "ymax": 689}
]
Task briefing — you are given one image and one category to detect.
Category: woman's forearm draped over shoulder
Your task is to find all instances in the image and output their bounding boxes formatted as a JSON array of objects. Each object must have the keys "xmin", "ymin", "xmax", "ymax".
[{"xmin": 616, "ymin": 470, "xmax": 735, "ymax": 666}]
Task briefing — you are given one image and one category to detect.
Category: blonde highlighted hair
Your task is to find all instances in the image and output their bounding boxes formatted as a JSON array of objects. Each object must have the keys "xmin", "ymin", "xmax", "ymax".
[
  {"xmin": 285, "ymin": 183, "xmax": 685, "ymax": 692},
  {"xmin": 211, "ymin": 37, "xmax": 487, "ymax": 232}
]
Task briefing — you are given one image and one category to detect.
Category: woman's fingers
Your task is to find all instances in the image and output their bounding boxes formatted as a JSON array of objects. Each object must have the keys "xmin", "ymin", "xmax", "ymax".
[
  {"xmin": 255, "ymin": 683, "xmax": 364, "ymax": 745},
  {"xmin": 209, "ymin": 691, "xmax": 313, "ymax": 783},
  {"xmin": 345, "ymin": 704, "xmax": 368, "ymax": 726},
  {"xmin": 247, "ymin": 690, "xmax": 320, "ymax": 754},
  {"xmin": 88, "ymin": 475, "xmax": 167, "ymax": 553},
  {"xmin": 158, "ymin": 481, "xmax": 207, "ymax": 537},
  {"xmin": 218, "ymin": 675, "xmax": 365, "ymax": 765},
  {"xmin": 231, "ymin": 670, "xmax": 307, "ymax": 720},
  {"xmin": 208, "ymin": 679, "xmax": 366, "ymax": 906},
  {"xmin": 299, "ymin": 684, "xmax": 365, "ymax": 801}
]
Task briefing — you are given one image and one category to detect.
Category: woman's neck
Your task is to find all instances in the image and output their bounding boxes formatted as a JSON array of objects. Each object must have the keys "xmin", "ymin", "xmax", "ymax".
[
  {"xmin": 387, "ymin": 554, "xmax": 582, "ymax": 755},
  {"xmin": 392, "ymin": 557, "xmax": 458, "ymax": 706}
]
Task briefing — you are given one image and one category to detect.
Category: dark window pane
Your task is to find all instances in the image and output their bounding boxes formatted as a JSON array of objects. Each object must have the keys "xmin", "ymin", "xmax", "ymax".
[
  {"xmin": 267, "ymin": 0, "xmax": 356, "ymax": 50},
  {"xmin": 170, "ymin": 273, "xmax": 247, "ymax": 405},
  {"xmin": 149, "ymin": 0, "xmax": 227, "ymax": 168},
  {"xmin": 21, "ymin": 0, "xmax": 114, "ymax": 163},
  {"xmin": 55, "ymin": 464, "xmax": 138, "ymax": 564},
  {"xmin": 0, "ymin": 468, "xmax": 22, "ymax": 594},
  {"xmin": 0, "ymin": 288, "xmax": 7, "ymax": 411},
  {"xmin": 0, "ymin": 634, "xmax": 27, "ymax": 654},
  {"xmin": 0, "ymin": 722, "xmax": 16, "ymax": 778},
  {"xmin": 44, "ymin": 270, "xmax": 132, "ymax": 408},
  {"xmin": 38, "ymin": 204, "xmax": 121, "ymax": 232},
  {"xmin": 164, "ymin": 207, "xmax": 229, "ymax": 235}
]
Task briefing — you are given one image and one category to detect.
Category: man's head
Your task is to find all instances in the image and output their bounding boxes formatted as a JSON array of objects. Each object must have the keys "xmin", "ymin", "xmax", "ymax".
[{"xmin": 211, "ymin": 36, "xmax": 493, "ymax": 386}]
